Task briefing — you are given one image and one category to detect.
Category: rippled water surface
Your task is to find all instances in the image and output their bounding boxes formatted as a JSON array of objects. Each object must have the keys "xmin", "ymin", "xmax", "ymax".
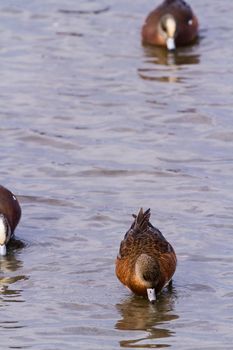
[{"xmin": 1, "ymin": 0, "xmax": 233, "ymax": 349}]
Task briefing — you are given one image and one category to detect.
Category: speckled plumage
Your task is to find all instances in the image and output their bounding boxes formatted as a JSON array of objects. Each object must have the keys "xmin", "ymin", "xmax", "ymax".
[
  {"xmin": 115, "ymin": 208, "xmax": 177, "ymax": 299},
  {"xmin": 142, "ymin": 0, "xmax": 199, "ymax": 48}
]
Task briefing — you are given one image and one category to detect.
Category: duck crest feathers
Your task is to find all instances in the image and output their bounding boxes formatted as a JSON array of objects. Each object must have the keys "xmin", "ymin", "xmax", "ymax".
[{"xmin": 132, "ymin": 208, "xmax": 150, "ymax": 233}]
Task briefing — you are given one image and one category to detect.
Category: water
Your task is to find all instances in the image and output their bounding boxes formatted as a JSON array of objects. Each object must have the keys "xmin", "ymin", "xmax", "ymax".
[{"xmin": 0, "ymin": 0, "xmax": 233, "ymax": 349}]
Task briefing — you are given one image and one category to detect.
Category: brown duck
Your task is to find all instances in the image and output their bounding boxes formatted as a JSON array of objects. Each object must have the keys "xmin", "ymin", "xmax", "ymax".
[
  {"xmin": 0, "ymin": 185, "xmax": 21, "ymax": 255},
  {"xmin": 142, "ymin": 0, "xmax": 199, "ymax": 50},
  {"xmin": 115, "ymin": 208, "xmax": 177, "ymax": 302}
]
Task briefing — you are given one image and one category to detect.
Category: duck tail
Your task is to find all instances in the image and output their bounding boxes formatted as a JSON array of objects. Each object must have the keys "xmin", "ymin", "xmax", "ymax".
[{"xmin": 132, "ymin": 208, "xmax": 151, "ymax": 233}]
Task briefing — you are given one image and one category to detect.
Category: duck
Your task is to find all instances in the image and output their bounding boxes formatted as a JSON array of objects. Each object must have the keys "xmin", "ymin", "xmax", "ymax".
[
  {"xmin": 0, "ymin": 185, "xmax": 21, "ymax": 256},
  {"xmin": 115, "ymin": 208, "xmax": 177, "ymax": 302},
  {"xmin": 141, "ymin": 0, "xmax": 199, "ymax": 50}
]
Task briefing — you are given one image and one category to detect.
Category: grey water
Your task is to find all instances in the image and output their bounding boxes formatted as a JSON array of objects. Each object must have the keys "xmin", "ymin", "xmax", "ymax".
[{"xmin": 0, "ymin": 0, "xmax": 233, "ymax": 349}]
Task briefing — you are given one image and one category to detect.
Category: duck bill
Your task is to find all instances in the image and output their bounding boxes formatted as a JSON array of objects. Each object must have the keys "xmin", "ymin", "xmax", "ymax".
[
  {"xmin": 0, "ymin": 244, "xmax": 6, "ymax": 256},
  {"xmin": 147, "ymin": 288, "xmax": 156, "ymax": 303},
  {"xmin": 166, "ymin": 37, "xmax": 176, "ymax": 51}
]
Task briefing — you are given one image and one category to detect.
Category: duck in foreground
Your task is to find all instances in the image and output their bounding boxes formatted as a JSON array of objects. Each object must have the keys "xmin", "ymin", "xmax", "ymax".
[
  {"xmin": 0, "ymin": 185, "xmax": 21, "ymax": 256},
  {"xmin": 115, "ymin": 208, "xmax": 177, "ymax": 302},
  {"xmin": 141, "ymin": 0, "xmax": 199, "ymax": 50}
]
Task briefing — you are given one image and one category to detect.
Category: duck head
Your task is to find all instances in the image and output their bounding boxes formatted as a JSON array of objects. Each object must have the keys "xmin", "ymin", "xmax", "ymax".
[
  {"xmin": 0, "ymin": 214, "xmax": 11, "ymax": 256},
  {"xmin": 135, "ymin": 253, "xmax": 161, "ymax": 303}
]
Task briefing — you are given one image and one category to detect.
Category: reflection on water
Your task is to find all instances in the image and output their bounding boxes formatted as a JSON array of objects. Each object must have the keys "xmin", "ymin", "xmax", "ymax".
[
  {"xmin": 138, "ymin": 46, "xmax": 200, "ymax": 82},
  {"xmin": 115, "ymin": 287, "xmax": 178, "ymax": 348},
  {"xmin": 142, "ymin": 45, "xmax": 200, "ymax": 67},
  {"xmin": 0, "ymin": 240, "xmax": 27, "ymax": 304}
]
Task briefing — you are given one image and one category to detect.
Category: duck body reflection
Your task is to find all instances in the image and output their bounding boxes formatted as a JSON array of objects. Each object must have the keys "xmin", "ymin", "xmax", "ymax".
[
  {"xmin": 115, "ymin": 287, "xmax": 178, "ymax": 348},
  {"xmin": 116, "ymin": 209, "xmax": 177, "ymax": 302}
]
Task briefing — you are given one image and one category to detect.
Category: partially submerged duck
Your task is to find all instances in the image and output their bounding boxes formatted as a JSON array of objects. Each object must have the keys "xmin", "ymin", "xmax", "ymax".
[
  {"xmin": 0, "ymin": 185, "xmax": 21, "ymax": 255},
  {"xmin": 142, "ymin": 0, "xmax": 199, "ymax": 50},
  {"xmin": 115, "ymin": 208, "xmax": 177, "ymax": 302}
]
